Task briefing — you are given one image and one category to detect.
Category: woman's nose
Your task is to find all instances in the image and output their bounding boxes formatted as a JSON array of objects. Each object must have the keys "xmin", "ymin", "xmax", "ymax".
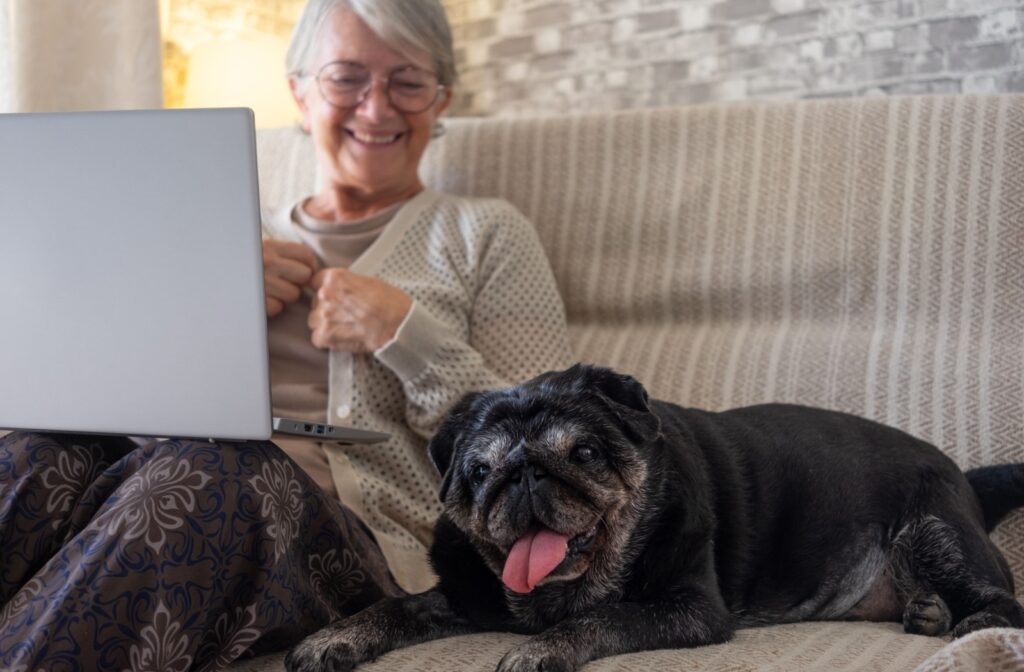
[{"xmin": 357, "ymin": 80, "xmax": 397, "ymax": 120}]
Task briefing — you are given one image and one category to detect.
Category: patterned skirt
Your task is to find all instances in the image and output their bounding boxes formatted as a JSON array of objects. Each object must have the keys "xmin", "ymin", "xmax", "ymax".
[{"xmin": 0, "ymin": 432, "xmax": 403, "ymax": 671}]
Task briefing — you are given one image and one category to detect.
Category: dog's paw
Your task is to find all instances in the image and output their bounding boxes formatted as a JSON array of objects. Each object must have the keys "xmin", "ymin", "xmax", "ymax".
[
  {"xmin": 496, "ymin": 642, "xmax": 575, "ymax": 672},
  {"xmin": 903, "ymin": 593, "xmax": 952, "ymax": 636},
  {"xmin": 284, "ymin": 627, "xmax": 359, "ymax": 672},
  {"xmin": 951, "ymin": 611, "xmax": 1011, "ymax": 639}
]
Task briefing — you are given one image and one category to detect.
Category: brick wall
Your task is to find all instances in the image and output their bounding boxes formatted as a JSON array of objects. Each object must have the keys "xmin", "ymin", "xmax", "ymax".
[{"xmin": 442, "ymin": 0, "xmax": 1024, "ymax": 116}]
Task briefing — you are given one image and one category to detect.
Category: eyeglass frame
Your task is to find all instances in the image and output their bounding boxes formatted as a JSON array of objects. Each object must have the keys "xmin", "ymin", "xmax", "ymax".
[{"xmin": 299, "ymin": 61, "xmax": 447, "ymax": 114}]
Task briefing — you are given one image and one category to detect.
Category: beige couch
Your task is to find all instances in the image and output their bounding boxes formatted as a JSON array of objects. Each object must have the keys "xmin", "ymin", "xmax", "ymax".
[{"xmin": 240, "ymin": 94, "xmax": 1024, "ymax": 671}]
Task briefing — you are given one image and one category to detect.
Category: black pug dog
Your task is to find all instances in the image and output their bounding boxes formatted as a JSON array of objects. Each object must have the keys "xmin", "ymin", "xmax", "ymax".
[{"xmin": 286, "ymin": 364, "xmax": 1024, "ymax": 672}]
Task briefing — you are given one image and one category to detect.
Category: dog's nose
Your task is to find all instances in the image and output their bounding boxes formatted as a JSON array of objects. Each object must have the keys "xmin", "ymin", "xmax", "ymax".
[{"xmin": 510, "ymin": 463, "xmax": 546, "ymax": 485}]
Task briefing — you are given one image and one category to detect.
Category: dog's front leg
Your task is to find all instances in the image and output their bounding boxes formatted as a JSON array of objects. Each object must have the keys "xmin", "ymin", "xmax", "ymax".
[
  {"xmin": 496, "ymin": 590, "xmax": 733, "ymax": 672},
  {"xmin": 285, "ymin": 589, "xmax": 479, "ymax": 672}
]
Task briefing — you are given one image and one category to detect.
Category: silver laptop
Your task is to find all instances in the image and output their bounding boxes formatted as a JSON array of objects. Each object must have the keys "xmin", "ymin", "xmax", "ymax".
[{"xmin": 0, "ymin": 108, "xmax": 388, "ymax": 444}]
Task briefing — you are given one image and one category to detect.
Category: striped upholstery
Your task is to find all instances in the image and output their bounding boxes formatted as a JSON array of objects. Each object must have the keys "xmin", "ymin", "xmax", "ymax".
[
  {"xmin": 418, "ymin": 96, "xmax": 1024, "ymax": 466},
  {"xmin": 250, "ymin": 94, "xmax": 1024, "ymax": 672}
]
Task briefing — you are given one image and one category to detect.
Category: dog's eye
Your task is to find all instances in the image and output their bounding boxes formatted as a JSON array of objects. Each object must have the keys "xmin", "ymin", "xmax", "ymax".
[
  {"xmin": 470, "ymin": 464, "xmax": 491, "ymax": 484},
  {"xmin": 571, "ymin": 444, "xmax": 598, "ymax": 463}
]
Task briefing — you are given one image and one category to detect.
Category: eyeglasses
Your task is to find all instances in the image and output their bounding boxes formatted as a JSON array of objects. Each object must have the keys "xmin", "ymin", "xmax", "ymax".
[{"xmin": 308, "ymin": 61, "xmax": 445, "ymax": 114}]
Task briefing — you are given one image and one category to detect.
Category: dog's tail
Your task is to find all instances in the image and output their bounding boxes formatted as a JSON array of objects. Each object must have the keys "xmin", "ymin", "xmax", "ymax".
[{"xmin": 966, "ymin": 464, "xmax": 1024, "ymax": 532}]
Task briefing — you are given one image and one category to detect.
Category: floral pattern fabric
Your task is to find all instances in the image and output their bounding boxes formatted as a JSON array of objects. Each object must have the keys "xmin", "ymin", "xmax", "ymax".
[{"xmin": 0, "ymin": 432, "xmax": 402, "ymax": 671}]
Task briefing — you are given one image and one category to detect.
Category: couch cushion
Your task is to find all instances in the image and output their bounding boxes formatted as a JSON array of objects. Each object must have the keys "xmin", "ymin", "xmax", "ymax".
[{"xmin": 230, "ymin": 622, "xmax": 948, "ymax": 672}]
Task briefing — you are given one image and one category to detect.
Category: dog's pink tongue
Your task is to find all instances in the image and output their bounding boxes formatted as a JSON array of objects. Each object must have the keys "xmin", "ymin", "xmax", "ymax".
[{"xmin": 502, "ymin": 527, "xmax": 569, "ymax": 593}]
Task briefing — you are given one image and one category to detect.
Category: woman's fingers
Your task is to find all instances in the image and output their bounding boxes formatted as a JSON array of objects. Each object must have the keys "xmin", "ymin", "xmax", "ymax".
[
  {"xmin": 263, "ymin": 240, "xmax": 318, "ymax": 315},
  {"xmin": 307, "ymin": 269, "xmax": 412, "ymax": 352},
  {"xmin": 264, "ymin": 239, "xmax": 318, "ymax": 268},
  {"xmin": 265, "ymin": 241, "xmax": 317, "ymax": 281},
  {"xmin": 265, "ymin": 274, "xmax": 304, "ymax": 305},
  {"xmin": 266, "ymin": 296, "xmax": 285, "ymax": 318}
]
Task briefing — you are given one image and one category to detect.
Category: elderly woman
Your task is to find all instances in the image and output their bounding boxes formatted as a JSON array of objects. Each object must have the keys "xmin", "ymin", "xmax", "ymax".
[{"xmin": 0, "ymin": 0, "xmax": 571, "ymax": 670}]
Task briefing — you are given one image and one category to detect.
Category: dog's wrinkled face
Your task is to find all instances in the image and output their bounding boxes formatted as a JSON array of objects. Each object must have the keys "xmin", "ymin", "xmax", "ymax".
[{"xmin": 428, "ymin": 365, "xmax": 660, "ymax": 597}]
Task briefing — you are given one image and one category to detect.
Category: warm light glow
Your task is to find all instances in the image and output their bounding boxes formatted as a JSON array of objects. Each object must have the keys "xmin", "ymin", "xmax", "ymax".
[
  {"xmin": 182, "ymin": 35, "xmax": 296, "ymax": 129},
  {"xmin": 160, "ymin": 0, "xmax": 304, "ymax": 129}
]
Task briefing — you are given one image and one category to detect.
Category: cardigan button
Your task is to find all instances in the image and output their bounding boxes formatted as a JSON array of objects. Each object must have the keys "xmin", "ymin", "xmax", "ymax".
[{"xmin": 335, "ymin": 404, "xmax": 351, "ymax": 419}]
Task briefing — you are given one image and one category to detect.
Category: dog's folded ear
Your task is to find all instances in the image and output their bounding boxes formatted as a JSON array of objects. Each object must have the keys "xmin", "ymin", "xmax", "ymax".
[
  {"xmin": 428, "ymin": 391, "xmax": 484, "ymax": 502},
  {"xmin": 569, "ymin": 364, "xmax": 661, "ymax": 444}
]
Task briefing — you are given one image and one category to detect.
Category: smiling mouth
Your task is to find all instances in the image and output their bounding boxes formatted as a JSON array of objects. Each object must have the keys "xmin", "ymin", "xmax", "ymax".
[{"xmin": 346, "ymin": 128, "xmax": 403, "ymax": 145}]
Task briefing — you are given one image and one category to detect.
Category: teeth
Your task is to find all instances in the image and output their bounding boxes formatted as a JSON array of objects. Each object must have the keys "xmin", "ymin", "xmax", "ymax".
[{"xmin": 351, "ymin": 130, "xmax": 399, "ymax": 144}]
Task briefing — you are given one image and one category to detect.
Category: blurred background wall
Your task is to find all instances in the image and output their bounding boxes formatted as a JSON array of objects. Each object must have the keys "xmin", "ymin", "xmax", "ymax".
[
  {"xmin": 444, "ymin": 0, "xmax": 1024, "ymax": 116},
  {"xmin": 160, "ymin": 0, "xmax": 304, "ymax": 127},
  {"xmin": 158, "ymin": 0, "xmax": 1024, "ymax": 123}
]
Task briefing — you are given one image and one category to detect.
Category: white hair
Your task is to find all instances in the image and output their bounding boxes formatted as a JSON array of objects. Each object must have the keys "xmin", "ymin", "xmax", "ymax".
[{"xmin": 286, "ymin": 0, "xmax": 456, "ymax": 87}]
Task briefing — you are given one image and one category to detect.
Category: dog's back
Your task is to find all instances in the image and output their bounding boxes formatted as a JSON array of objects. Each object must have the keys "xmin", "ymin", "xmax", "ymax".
[{"xmin": 649, "ymin": 400, "xmax": 1020, "ymax": 632}]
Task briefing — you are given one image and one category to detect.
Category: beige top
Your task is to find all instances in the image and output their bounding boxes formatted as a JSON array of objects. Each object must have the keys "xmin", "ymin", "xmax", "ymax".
[
  {"xmin": 262, "ymin": 190, "xmax": 573, "ymax": 592},
  {"xmin": 268, "ymin": 200, "xmax": 400, "ymax": 497}
]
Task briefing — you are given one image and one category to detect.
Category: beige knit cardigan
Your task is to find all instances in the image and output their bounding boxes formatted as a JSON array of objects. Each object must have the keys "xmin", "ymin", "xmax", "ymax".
[{"xmin": 262, "ymin": 190, "xmax": 573, "ymax": 592}]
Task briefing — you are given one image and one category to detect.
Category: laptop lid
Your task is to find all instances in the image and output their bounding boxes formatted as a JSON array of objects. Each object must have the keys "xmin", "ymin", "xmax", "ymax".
[{"xmin": 0, "ymin": 108, "xmax": 273, "ymax": 440}]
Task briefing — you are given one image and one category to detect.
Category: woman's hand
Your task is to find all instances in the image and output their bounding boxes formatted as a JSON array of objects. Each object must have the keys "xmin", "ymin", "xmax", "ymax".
[
  {"xmin": 308, "ymin": 268, "xmax": 413, "ymax": 353},
  {"xmin": 263, "ymin": 240, "xmax": 318, "ymax": 317}
]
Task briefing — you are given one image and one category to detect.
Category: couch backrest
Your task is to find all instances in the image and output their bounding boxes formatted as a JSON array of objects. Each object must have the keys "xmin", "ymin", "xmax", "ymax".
[{"xmin": 257, "ymin": 95, "xmax": 1023, "ymax": 468}]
